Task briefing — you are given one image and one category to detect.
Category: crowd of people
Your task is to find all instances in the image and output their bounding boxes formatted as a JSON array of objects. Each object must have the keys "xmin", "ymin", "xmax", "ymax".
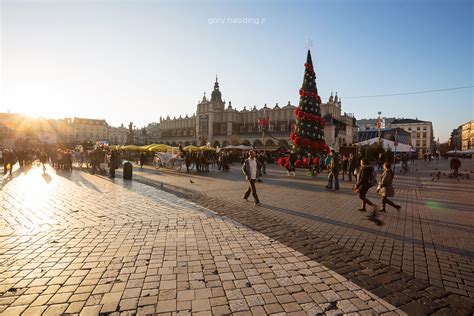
[
  {"xmin": 239, "ymin": 147, "xmax": 469, "ymax": 219},
  {"xmin": 0, "ymin": 145, "xmax": 122, "ymax": 178},
  {"xmin": 1, "ymin": 141, "xmax": 469, "ymax": 221}
]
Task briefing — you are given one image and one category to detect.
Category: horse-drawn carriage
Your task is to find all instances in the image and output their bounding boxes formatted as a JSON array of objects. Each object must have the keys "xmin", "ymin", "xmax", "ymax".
[
  {"xmin": 152, "ymin": 145, "xmax": 216, "ymax": 172},
  {"xmin": 73, "ymin": 145, "xmax": 92, "ymax": 168},
  {"xmin": 153, "ymin": 152, "xmax": 186, "ymax": 171}
]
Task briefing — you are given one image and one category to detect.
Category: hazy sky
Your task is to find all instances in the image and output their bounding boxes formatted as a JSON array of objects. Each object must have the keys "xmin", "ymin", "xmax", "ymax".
[{"xmin": 1, "ymin": 0, "xmax": 472, "ymax": 142}]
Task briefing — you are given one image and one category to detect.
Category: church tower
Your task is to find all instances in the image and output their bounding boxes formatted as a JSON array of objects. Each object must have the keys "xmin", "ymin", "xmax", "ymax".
[
  {"xmin": 196, "ymin": 76, "xmax": 225, "ymax": 145},
  {"xmin": 211, "ymin": 76, "xmax": 222, "ymax": 103}
]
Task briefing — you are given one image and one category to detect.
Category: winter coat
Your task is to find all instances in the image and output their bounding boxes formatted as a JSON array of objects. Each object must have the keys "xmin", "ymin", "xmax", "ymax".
[
  {"xmin": 348, "ymin": 157, "xmax": 356, "ymax": 171},
  {"xmin": 242, "ymin": 158, "xmax": 261, "ymax": 180},
  {"xmin": 329, "ymin": 155, "xmax": 340, "ymax": 173},
  {"xmin": 110, "ymin": 151, "xmax": 119, "ymax": 170},
  {"xmin": 378, "ymin": 169, "xmax": 395, "ymax": 197},
  {"xmin": 356, "ymin": 165, "xmax": 374, "ymax": 192}
]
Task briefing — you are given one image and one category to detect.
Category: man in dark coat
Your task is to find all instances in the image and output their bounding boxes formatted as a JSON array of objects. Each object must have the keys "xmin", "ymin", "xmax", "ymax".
[
  {"xmin": 139, "ymin": 152, "xmax": 147, "ymax": 169},
  {"xmin": 347, "ymin": 153, "xmax": 356, "ymax": 182},
  {"xmin": 109, "ymin": 150, "xmax": 119, "ymax": 178},
  {"xmin": 352, "ymin": 158, "xmax": 378, "ymax": 214},
  {"xmin": 326, "ymin": 150, "xmax": 340, "ymax": 191}
]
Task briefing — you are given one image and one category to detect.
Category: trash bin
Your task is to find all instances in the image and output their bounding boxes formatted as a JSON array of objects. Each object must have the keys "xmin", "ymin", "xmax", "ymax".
[{"xmin": 123, "ymin": 161, "xmax": 133, "ymax": 180}]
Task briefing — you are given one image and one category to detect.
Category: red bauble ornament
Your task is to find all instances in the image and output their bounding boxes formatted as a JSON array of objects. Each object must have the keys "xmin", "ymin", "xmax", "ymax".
[
  {"xmin": 295, "ymin": 160, "xmax": 303, "ymax": 168},
  {"xmin": 310, "ymin": 141, "xmax": 318, "ymax": 151},
  {"xmin": 295, "ymin": 136, "xmax": 301, "ymax": 145},
  {"xmin": 302, "ymin": 157, "xmax": 308, "ymax": 168},
  {"xmin": 312, "ymin": 157, "xmax": 319, "ymax": 165}
]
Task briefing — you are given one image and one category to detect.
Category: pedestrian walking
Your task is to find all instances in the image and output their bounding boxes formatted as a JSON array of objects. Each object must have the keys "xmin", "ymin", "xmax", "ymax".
[
  {"xmin": 287, "ymin": 151, "xmax": 297, "ymax": 176},
  {"xmin": 40, "ymin": 151, "xmax": 48, "ymax": 171},
  {"xmin": 242, "ymin": 150, "xmax": 261, "ymax": 206},
  {"xmin": 139, "ymin": 152, "xmax": 147, "ymax": 169},
  {"xmin": 341, "ymin": 154, "xmax": 348, "ymax": 180},
  {"xmin": 377, "ymin": 162, "xmax": 401, "ymax": 213},
  {"xmin": 377, "ymin": 153, "xmax": 384, "ymax": 171},
  {"xmin": 3, "ymin": 149, "xmax": 15, "ymax": 175},
  {"xmin": 325, "ymin": 153, "xmax": 331, "ymax": 173},
  {"xmin": 352, "ymin": 158, "xmax": 378, "ymax": 215},
  {"xmin": 450, "ymin": 157, "xmax": 461, "ymax": 180},
  {"xmin": 326, "ymin": 150, "xmax": 340, "ymax": 191},
  {"xmin": 306, "ymin": 152, "xmax": 313, "ymax": 176},
  {"xmin": 109, "ymin": 149, "xmax": 119, "ymax": 178},
  {"xmin": 348, "ymin": 153, "xmax": 355, "ymax": 182},
  {"xmin": 222, "ymin": 152, "xmax": 230, "ymax": 172},
  {"xmin": 259, "ymin": 151, "xmax": 267, "ymax": 175}
]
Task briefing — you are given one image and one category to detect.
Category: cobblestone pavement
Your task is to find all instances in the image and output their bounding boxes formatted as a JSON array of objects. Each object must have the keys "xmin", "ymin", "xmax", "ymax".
[
  {"xmin": 0, "ymin": 165, "xmax": 406, "ymax": 315},
  {"xmin": 120, "ymin": 159, "xmax": 474, "ymax": 315}
]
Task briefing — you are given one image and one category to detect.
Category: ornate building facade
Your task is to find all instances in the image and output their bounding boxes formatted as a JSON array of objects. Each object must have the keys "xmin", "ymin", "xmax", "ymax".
[
  {"xmin": 461, "ymin": 120, "xmax": 474, "ymax": 150},
  {"xmin": 159, "ymin": 79, "xmax": 357, "ymax": 148},
  {"xmin": 64, "ymin": 117, "xmax": 108, "ymax": 144},
  {"xmin": 108, "ymin": 124, "xmax": 128, "ymax": 145}
]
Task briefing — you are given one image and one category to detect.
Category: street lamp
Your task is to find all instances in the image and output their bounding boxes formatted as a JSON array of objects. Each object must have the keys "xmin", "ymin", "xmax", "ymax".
[{"xmin": 377, "ymin": 111, "xmax": 382, "ymax": 144}]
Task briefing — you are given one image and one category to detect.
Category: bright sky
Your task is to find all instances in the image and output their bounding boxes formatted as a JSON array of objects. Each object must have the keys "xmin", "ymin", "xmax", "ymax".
[{"xmin": 1, "ymin": 0, "xmax": 472, "ymax": 142}]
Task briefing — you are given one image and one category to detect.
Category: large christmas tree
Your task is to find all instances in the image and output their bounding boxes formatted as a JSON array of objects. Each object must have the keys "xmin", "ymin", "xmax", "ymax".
[{"xmin": 290, "ymin": 50, "xmax": 328, "ymax": 156}]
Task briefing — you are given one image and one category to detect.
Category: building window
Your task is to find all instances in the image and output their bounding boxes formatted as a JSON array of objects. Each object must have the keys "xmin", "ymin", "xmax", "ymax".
[
  {"xmin": 408, "ymin": 127, "xmax": 411, "ymax": 131},
  {"xmin": 269, "ymin": 124, "xmax": 274, "ymax": 132},
  {"xmin": 221, "ymin": 124, "xmax": 226, "ymax": 134},
  {"xmin": 248, "ymin": 126, "xmax": 253, "ymax": 132},
  {"xmin": 416, "ymin": 141, "xmax": 420, "ymax": 147},
  {"xmin": 281, "ymin": 124, "xmax": 286, "ymax": 132},
  {"xmin": 423, "ymin": 132, "xmax": 427, "ymax": 138},
  {"xmin": 423, "ymin": 127, "xmax": 427, "ymax": 130},
  {"xmin": 240, "ymin": 126, "xmax": 245, "ymax": 133},
  {"xmin": 417, "ymin": 127, "xmax": 420, "ymax": 131},
  {"xmin": 199, "ymin": 116, "xmax": 208, "ymax": 133},
  {"xmin": 183, "ymin": 130, "xmax": 187, "ymax": 136}
]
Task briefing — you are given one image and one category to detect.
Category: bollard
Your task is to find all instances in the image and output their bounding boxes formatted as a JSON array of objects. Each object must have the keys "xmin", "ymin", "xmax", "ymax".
[{"xmin": 123, "ymin": 161, "xmax": 133, "ymax": 180}]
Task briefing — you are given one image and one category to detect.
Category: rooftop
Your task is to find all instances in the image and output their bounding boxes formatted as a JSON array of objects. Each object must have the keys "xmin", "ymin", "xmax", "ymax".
[{"xmin": 391, "ymin": 118, "xmax": 429, "ymax": 124}]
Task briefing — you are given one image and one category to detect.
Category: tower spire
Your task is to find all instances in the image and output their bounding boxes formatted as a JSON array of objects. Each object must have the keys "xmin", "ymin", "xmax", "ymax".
[{"xmin": 211, "ymin": 76, "xmax": 222, "ymax": 102}]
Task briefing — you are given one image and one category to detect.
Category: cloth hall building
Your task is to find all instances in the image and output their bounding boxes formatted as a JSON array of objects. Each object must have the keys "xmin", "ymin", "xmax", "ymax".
[{"xmin": 159, "ymin": 78, "xmax": 358, "ymax": 148}]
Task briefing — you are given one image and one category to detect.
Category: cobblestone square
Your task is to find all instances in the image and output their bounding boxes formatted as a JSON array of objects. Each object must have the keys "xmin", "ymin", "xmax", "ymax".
[{"xmin": 1, "ymin": 159, "xmax": 473, "ymax": 315}]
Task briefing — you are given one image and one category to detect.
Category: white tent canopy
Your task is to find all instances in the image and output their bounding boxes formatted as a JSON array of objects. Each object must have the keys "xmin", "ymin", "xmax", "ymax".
[{"xmin": 355, "ymin": 138, "xmax": 415, "ymax": 152}]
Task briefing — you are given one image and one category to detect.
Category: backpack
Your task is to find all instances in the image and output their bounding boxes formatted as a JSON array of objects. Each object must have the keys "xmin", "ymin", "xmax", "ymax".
[{"xmin": 368, "ymin": 168, "xmax": 377, "ymax": 187}]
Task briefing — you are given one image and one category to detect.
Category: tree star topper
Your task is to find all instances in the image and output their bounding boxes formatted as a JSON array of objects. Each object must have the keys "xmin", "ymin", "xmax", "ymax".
[{"xmin": 305, "ymin": 38, "xmax": 313, "ymax": 50}]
